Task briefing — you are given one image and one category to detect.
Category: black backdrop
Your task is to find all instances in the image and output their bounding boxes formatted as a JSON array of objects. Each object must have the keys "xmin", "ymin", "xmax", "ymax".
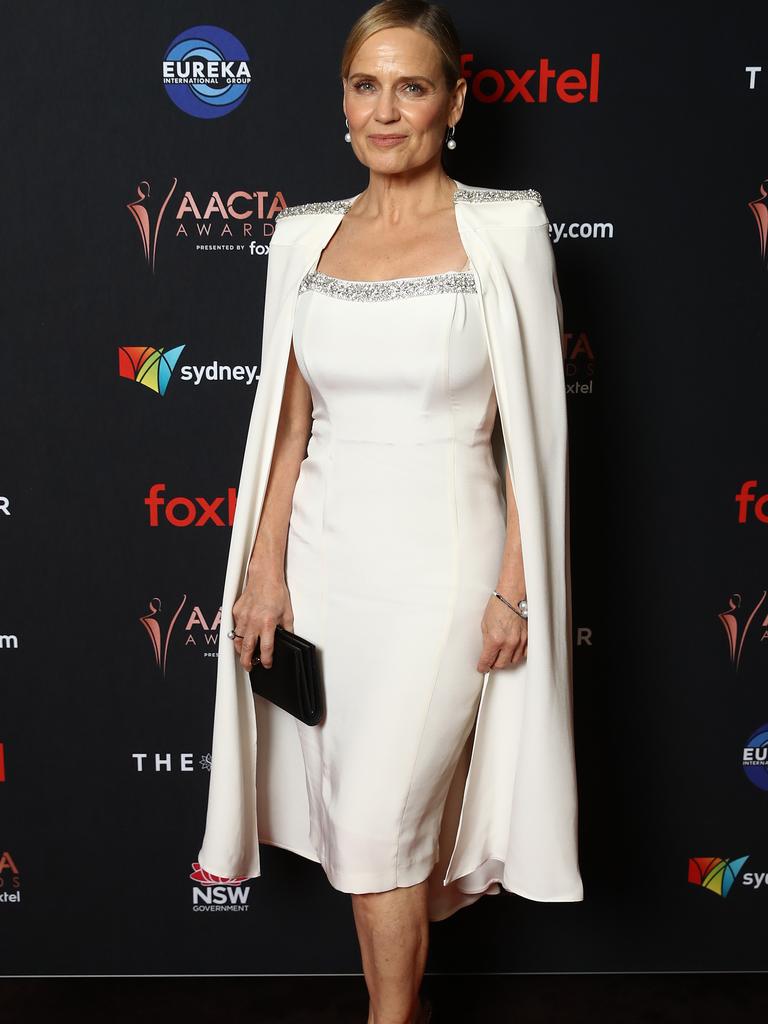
[{"xmin": 2, "ymin": 0, "xmax": 768, "ymax": 977}]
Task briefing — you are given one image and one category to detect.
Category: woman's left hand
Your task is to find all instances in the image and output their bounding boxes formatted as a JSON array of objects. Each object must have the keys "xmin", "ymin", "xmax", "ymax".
[{"xmin": 476, "ymin": 593, "xmax": 528, "ymax": 672}]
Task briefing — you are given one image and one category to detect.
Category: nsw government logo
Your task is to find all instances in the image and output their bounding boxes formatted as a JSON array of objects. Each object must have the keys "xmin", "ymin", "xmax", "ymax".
[
  {"xmin": 190, "ymin": 862, "xmax": 251, "ymax": 911},
  {"xmin": 163, "ymin": 26, "xmax": 251, "ymax": 119}
]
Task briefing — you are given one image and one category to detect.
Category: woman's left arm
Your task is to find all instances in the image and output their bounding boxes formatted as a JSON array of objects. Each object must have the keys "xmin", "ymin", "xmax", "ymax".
[{"xmin": 476, "ymin": 462, "xmax": 527, "ymax": 671}]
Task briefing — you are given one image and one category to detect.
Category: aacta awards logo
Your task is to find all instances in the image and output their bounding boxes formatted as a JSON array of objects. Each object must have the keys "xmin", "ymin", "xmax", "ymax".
[
  {"xmin": 189, "ymin": 863, "xmax": 251, "ymax": 911},
  {"xmin": 0, "ymin": 851, "xmax": 21, "ymax": 904},
  {"xmin": 163, "ymin": 26, "xmax": 251, "ymax": 119},
  {"xmin": 127, "ymin": 177, "xmax": 286, "ymax": 272},
  {"xmin": 688, "ymin": 856, "xmax": 749, "ymax": 897},
  {"xmin": 564, "ymin": 329, "xmax": 595, "ymax": 396},
  {"xmin": 139, "ymin": 595, "xmax": 222, "ymax": 675}
]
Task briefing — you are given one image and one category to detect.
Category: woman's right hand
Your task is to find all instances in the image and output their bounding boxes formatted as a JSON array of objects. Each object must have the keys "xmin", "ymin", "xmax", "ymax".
[{"xmin": 231, "ymin": 573, "xmax": 294, "ymax": 671}]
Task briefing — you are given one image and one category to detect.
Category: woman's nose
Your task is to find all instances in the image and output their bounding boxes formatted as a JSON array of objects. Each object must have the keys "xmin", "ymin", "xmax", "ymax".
[{"xmin": 374, "ymin": 88, "xmax": 399, "ymax": 120}]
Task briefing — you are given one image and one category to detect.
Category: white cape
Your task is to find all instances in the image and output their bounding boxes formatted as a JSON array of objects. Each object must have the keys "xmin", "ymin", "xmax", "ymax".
[{"xmin": 197, "ymin": 179, "xmax": 584, "ymax": 921}]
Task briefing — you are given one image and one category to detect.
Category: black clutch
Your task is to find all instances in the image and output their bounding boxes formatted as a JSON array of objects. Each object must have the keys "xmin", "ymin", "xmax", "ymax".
[{"xmin": 249, "ymin": 624, "xmax": 324, "ymax": 726}]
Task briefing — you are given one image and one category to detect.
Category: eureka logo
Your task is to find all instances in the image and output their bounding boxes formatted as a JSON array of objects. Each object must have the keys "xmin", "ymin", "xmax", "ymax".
[
  {"xmin": 743, "ymin": 722, "xmax": 768, "ymax": 790},
  {"xmin": 119, "ymin": 346, "xmax": 185, "ymax": 396}
]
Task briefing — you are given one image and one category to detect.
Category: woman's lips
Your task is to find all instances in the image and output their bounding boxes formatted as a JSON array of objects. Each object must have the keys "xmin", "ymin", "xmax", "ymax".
[{"xmin": 368, "ymin": 135, "xmax": 408, "ymax": 147}]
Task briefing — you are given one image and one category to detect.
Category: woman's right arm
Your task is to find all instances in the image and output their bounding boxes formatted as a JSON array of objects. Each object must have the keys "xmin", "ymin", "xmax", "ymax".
[{"xmin": 232, "ymin": 339, "xmax": 312, "ymax": 672}]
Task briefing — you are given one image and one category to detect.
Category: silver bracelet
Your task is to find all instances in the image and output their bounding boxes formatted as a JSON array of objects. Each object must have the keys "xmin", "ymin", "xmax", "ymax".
[{"xmin": 493, "ymin": 590, "xmax": 528, "ymax": 620}]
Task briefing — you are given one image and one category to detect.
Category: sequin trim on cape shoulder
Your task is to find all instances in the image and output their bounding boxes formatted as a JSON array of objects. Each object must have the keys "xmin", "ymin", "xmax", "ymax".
[
  {"xmin": 275, "ymin": 186, "xmax": 542, "ymax": 220},
  {"xmin": 298, "ymin": 268, "xmax": 478, "ymax": 302}
]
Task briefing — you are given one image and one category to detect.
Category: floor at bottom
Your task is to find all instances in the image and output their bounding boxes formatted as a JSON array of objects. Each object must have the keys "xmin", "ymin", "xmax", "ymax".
[{"xmin": 0, "ymin": 974, "xmax": 764, "ymax": 1023}]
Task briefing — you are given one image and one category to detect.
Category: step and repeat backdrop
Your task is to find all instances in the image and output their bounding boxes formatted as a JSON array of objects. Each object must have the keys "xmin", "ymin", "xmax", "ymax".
[{"xmin": 2, "ymin": 0, "xmax": 767, "ymax": 977}]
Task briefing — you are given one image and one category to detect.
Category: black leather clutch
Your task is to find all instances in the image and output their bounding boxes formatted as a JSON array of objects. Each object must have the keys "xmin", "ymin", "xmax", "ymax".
[{"xmin": 249, "ymin": 624, "xmax": 324, "ymax": 726}]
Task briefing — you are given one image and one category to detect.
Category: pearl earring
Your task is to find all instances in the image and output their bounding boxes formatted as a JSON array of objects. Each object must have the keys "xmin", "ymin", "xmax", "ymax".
[
  {"xmin": 344, "ymin": 117, "xmax": 351, "ymax": 143},
  {"xmin": 445, "ymin": 125, "xmax": 457, "ymax": 150}
]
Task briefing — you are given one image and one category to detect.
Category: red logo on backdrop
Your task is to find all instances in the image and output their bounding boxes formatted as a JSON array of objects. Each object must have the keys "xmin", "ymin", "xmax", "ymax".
[
  {"xmin": 145, "ymin": 484, "xmax": 237, "ymax": 526},
  {"xmin": 735, "ymin": 481, "xmax": 768, "ymax": 522},
  {"xmin": 189, "ymin": 862, "xmax": 249, "ymax": 886},
  {"xmin": 0, "ymin": 742, "xmax": 5, "ymax": 782},
  {"xmin": 461, "ymin": 52, "xmax": 600, "ymax": 103}
]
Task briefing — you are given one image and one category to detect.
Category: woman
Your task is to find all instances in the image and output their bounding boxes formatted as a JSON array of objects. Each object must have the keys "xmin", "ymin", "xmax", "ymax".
[{"xmin": 198, "ymin": 2, "xmax": 583, "ymax": 1021}]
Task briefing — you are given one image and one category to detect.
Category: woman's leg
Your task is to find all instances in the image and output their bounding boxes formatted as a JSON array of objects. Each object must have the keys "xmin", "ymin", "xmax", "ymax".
[{"xmin": 351, "ymin": 880, "xmax": 430, "ymax": 1024}]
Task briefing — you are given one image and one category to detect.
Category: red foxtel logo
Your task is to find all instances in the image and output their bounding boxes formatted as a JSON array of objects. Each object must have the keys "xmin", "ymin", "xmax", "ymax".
[
  {"xmin": 144, "ymin": 484, "xmax": 237, "ymax": 526},
  {"xmin": 460, "ymin": 52, "xmax": 600, "ymax": 103},
  {"xmin": 735, "ymin": 481, "xmax": 768, "ymax": 522}
]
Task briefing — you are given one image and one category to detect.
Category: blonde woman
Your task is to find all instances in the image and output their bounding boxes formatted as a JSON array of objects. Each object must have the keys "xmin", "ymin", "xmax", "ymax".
[{"xmin": 199, "ymin": 2, "xmax": 583, "ymax": 1021}]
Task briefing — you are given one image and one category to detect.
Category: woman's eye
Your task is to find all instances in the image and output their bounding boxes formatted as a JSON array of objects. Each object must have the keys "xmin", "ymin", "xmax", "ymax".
[{"xmin": 352, "ymin": 81, "xmax": 424, "ymax": 94}]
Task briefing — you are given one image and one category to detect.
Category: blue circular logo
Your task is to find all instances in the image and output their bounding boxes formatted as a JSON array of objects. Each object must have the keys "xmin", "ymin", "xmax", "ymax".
[
  {"xmin": 743, "ymin": 722, "xmax": 768, "ymax": 791},
  {"xmin": 163, "ymin": 25, "xmax": 251, "ymax": 119}
]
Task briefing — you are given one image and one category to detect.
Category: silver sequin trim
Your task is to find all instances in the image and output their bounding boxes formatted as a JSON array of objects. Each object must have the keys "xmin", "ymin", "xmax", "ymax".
[
  {"xmin": 276, "ymin": 186, "xmax": 541, "ymax": 220},
  {"xmin": 298, "ymin": 269, "xmax": 477, "ymax": 302},
  {"xmin": 276, "ymin": 198, "xmax": 357, "ymax": 220},
  {"xmin": 452, "ymin": 187, "xmax": 542, "ymax": 205}
]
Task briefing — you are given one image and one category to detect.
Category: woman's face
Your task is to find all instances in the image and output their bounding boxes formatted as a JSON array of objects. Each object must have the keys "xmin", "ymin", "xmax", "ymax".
[{"xmin": 343, "ymin": 26, "xmax": 464, "ymax": 175}]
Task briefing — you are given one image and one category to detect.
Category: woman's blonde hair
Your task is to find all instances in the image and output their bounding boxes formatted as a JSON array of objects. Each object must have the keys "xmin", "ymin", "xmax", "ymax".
[{"xmin": 340, "ymin": 0, "xmax": 462, "ymax": 93}]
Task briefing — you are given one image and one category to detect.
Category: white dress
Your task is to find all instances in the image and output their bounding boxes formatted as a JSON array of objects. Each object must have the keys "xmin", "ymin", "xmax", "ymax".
[{"xmin": 283, "ymin": 255, "xmax": 508, "ymax": 893}]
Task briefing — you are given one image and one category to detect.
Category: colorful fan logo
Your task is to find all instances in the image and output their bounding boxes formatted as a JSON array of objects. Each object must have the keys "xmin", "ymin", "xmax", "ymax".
[
  {"xmin": 118, "ymin": 346, "xmax": 185, "ymax": 396},
  {"xmin": 688, "ymin": 855, "xmax": 749, "ymax": 897}
]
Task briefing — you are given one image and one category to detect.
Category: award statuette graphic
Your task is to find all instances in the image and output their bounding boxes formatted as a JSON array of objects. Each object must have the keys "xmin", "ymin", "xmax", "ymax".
[
  {"xmin": 139, "ymin": 596, "xmax": 188, "ymax": 677},
  {"xmin": 748, "ymin": 179, "xmax": 768, "ymax": 268},
  {"xmin": 717, "ymin": 589, "xmax": 767, "ymax": 671},
  {"xmin": 126, "ymin": 178, "xmax": 178, "ymax": 274},
  {"xmin": 162, "ymin": 25, "xmax": 251, "ymax": 119}
]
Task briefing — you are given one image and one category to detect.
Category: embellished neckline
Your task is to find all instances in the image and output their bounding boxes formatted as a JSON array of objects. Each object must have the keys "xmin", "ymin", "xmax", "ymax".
[
  {"xmin": 309, "ymin": 256, "xmax": 472, "ymax": 286},
  {"xmin": 298, "ymin": 267, "xmax": 478, "ymax": 302}
]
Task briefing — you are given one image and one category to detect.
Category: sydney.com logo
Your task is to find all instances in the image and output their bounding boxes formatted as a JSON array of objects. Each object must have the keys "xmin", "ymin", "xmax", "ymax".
[{"xmin": 118, "ymin": 347, "xmax": 258, "ymax": 395}]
